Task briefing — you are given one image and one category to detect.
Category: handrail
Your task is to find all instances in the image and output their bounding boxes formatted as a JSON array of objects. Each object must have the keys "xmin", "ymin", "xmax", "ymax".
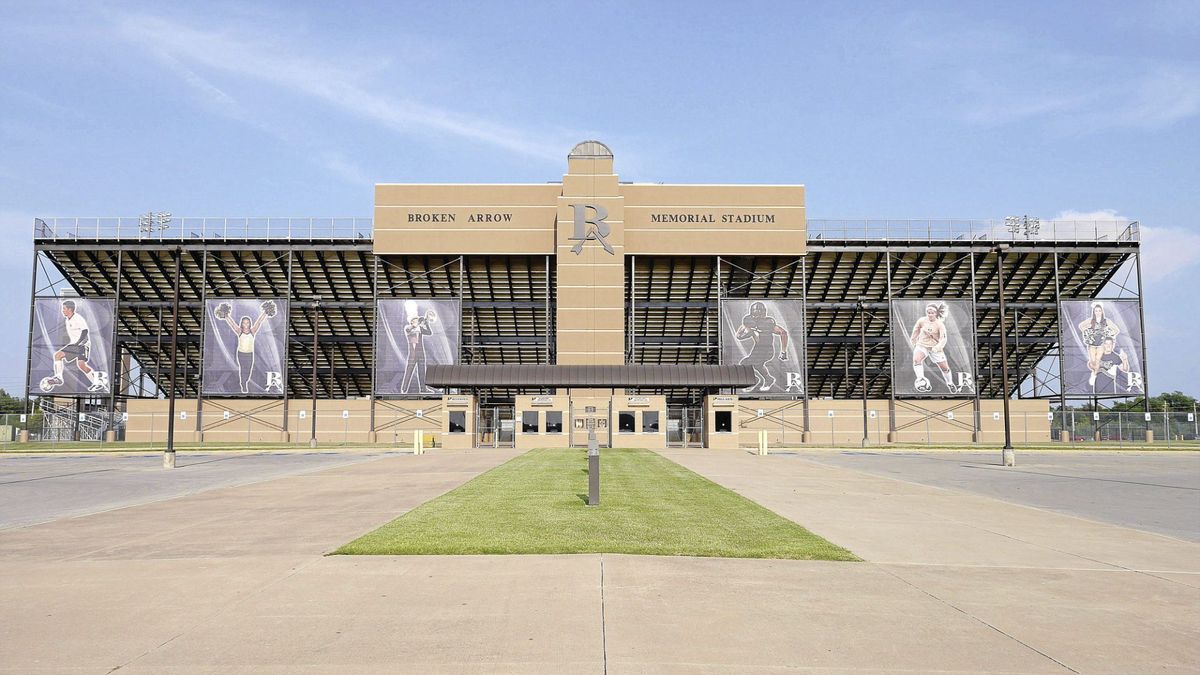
[{"xmin": 33, "ymin": 217, "xmax": 374, "ymax": 241}]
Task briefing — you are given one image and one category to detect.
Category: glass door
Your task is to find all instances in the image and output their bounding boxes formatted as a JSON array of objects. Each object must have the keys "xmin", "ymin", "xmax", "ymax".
[{"xmin": 667, "ymin": 407, "xmax": 704, "ymax": 447}]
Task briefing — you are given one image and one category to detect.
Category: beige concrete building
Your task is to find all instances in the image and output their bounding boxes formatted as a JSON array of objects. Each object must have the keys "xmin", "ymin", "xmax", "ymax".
[{"xmin": 36, "ymin": 141, "xmax": 1152, "ymax": 447}]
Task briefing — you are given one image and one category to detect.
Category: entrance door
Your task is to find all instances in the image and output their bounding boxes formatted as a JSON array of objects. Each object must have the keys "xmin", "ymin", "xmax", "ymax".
[
  {"xmin": 667, "ymin": 407, "xmax": 704, "ymax": 448},
  {"xmin": 476, "ymin": 405, "xmax": 515, "ymax": 448}
]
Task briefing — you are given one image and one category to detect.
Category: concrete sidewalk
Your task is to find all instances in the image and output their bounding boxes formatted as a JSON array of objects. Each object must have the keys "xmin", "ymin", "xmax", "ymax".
[{"xmin": 1, "ymin": 447, "xmax": 1197, "ymax": 673}]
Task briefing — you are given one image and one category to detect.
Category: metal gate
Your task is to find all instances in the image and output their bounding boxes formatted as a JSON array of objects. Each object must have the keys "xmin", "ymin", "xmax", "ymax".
[
  {"xmin": 667, "ymin": 407, "xmax": 703, "ymax": 447},
  {"xmin": 476, "ymin": 405, "xmax": 515, "ymax": 448}
]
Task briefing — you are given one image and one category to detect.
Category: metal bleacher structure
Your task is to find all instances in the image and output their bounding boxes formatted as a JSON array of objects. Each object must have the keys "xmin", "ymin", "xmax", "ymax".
[{"xmin": 30, "ymin": 216, "xmax": 1144, "ymax": 429}]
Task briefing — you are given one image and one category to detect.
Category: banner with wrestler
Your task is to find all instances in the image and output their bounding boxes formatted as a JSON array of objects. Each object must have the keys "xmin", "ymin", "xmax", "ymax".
[
  {"xmin": 1060, "ymin": 299, "xmax": 1144, "ymax": 396},
  {"xmin": 30, "ymin": 297, "xmax": 115, "ymax": 396},
  {"xmin": 375, "ymin": 298, "xmax": 461, "ymax": 396},
  {"xmin": 890, "ymin": 299, "xmax": 977, "ymax": 397},
  {"xmin": 720, "ymin": 299, "xmax": 804, "ymax": 395},
  {"xmin": 202, "ymin": 298, "xmax": 288, "ymax": 396}
]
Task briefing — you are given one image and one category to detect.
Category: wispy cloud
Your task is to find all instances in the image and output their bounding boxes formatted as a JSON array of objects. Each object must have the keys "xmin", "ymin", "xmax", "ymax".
[
  {"xmin": 111, "ymin": 12, "xmax": 569, "ymax": 164},
  {"xmin": 1053, "ymin": 209, "xmax": 1200, "ymax": 284},
  {"xmin": 894, "ymin": 12, "xmax": 1200, "ymax": 134}
]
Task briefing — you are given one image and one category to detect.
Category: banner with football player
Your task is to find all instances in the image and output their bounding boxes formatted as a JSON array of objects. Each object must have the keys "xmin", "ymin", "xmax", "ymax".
[
  {"xmin": 202, "ymin": 298, "xmax": 288, "ymax": 396},
  {"xmin": 30, "ymin": 297, "xmax": 115, "ymax": 396},
  {"xmin": 375, "ymin": 298, "xmax": 461, "ymax": 396},
  {"xmin": 720, "ymin": 299, "xmax": 804, "ymax": 395},
  {"xmin": 891, "ymin": 299, "xmax": 977, "ymax": 397},
  {"xmin": 1060, "ymin": 299, "xmax": 1144, "ymax": 396}
]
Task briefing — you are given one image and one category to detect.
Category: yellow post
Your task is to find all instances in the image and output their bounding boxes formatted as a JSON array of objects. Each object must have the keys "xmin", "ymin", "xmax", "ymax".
[
  {"xmin": 413, "ymin": 429, "xmax": 422, "ymax": 455},
  {"xmin": 758, "ymin": 429, "xmax": 768, "ymax": 456}
]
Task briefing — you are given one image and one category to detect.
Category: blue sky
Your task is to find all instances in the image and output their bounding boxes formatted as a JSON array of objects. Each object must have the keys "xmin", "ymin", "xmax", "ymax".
[{"xmin": 1, "ymin": 1, "xmax": 1197, "ymax": 395}]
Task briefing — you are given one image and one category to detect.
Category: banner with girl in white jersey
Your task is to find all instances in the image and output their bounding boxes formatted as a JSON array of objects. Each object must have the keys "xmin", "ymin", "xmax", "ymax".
[
  {"xmin": 890, "ymin": 299, "xmax": 977, "ymax": 397},
  {"xmin": 30, "ymin": 297, "xmax": 115, "ymax": 396},
  {"xmin": 202, "ymin": 298, "xmax": 288, "ymax": 396}
]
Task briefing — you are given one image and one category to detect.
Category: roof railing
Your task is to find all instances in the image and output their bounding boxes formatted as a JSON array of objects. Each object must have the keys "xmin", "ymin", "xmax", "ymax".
[
  {"xmin": 806, "ymin": 219, "xmax": 1140, "ymax": 243},
  {"xmin": 33, "ymin": 217, "xmax": 373, "ymax": 241},
  {"xmin": 33, "ymin": 216, "xmax": 1141, "ymax": 244}
]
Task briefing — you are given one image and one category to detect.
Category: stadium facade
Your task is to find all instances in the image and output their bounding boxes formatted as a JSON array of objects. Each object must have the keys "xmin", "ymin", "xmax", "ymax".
[{"xmin": 25, "ymin": 141, "xmax": 1150, "ymax": 448}]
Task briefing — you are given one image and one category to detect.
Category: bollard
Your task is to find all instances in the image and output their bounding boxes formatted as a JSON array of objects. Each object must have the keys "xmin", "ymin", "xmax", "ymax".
[
  {"xmin": 758, "ymin": 429, "xmax": 767, "ymax": 456},
  {"xmin": 587, "ymin": 429, "xmax": 600, "ymax": 506},
  {"xmin": 413, "ymin": 429, "xmax": 422, "ymax": 455}
]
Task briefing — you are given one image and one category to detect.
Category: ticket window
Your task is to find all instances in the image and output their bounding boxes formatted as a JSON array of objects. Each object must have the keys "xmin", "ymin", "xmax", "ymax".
[
  {"xmin": 715, "ymin": 410, "xmax": 733, "ymax": 433},
  {"xmin": 522, "ymin": 411, "xmax": 539, "ymax": 434},
  {"xmin": 618, "ymin": 411, "xmax": 636, "ymax": 433},
  {"xmin": 642, "ymin": 411, "xmax": 660, "ymax": 433},
  {"xmin": 546, "ymin": 411, "xmax": 563, "ymax": 434}
]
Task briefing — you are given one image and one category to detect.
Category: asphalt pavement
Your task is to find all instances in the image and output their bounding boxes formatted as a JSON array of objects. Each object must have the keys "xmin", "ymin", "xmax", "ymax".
[{"xmin": 792, "ymin": 450, "xmax": 1200, "ymax": 541}]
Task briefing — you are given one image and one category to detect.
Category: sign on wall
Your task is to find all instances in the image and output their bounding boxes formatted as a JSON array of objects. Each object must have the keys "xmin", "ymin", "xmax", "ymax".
[
  {"xmin": 30, "ymin": 298, "xmax": 115, "ymax": 397},
  {"xmin": 202, "ymin": 298, "xmax": 289, "ymax": 396},
  {"xmin": 890, "ymin": 299, "xmax": 977, "ymax": 397},
  {"xmin": 720, "ymin": 299, "xmax": 804, "ymax": 395},
  {"xmin": 1060, "ymin": 299, "xmax": 1144, "ymax": 396},
  {"xmin": 375, "ymin": 298, "xmax": 461, "ymax": 396}
]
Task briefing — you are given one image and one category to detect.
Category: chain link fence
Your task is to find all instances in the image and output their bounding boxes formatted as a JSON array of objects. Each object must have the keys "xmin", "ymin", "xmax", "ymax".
[{"xmin": 1051, "ymin": 410, "xmax": 1199, "ymax": 445}]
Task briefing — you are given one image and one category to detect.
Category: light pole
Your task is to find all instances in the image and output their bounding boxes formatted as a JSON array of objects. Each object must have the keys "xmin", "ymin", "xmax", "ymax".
[
  {"xmin": 164, "ymin": 245, "xmax": 182, "ymax": 469},
  {"xmin": 993, "ymin": 244, "xmax": 1014, "ymax": 466},
  {"xmin": 858, "ymin": 297, "xmax": 870, "ymax": 447},
  {"xmin": 309, "ymin": 296, "xmax": 322, "ymax": 448}
]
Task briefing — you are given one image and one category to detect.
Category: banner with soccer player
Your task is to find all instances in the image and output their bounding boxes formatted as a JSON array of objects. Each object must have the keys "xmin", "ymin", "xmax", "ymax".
[
  {"xmin": 1060, "ymin": 299, "xmax": 1144, "ymax": 396},
  {"xmin": 30, "ymin": 297, "xmax": 115, "ymax": 396},
  {"xmin": 202, "ymin": 298, "xmax": 289, "ymax": 396},
  {"xmin": 375, "ymin": 298, "xmax": 461, "ymax": 396},
  {"xmin": 720, "ymin": 299, "xmax": 804, "ymax": 395},
  {"xmin": 891, "ymin": 299, "xmax": 977, "ymax": 397}
]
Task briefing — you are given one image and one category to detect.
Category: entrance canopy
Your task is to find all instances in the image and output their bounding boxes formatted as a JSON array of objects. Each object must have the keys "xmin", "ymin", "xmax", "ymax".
[{"xmin": 427, "ymin": 364, "xmax": 755, "ymax": 388}]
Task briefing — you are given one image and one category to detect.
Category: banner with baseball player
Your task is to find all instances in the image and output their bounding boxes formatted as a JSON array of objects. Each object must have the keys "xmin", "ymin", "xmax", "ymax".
[
  {"xmin": 720, "ymin": 299, "xmax": 804, "ymax": 395},
  {"xmin": 1060, "ymin": 299, "xmax": 1144, "ymax": 396},
  {"xmin": 375, "ymin": 298, "xmax": 461, "ymax": 396},
  {"xmin": 202, "ymin": 298, "xmax": 288, "ymax": 396},
  {"xmin": 891, "ymin": 299, "xmax": 977, "ymax": 397},
  {"xmin": 30, "ymin": 297, "xmax": 115, "ymax": 396}
]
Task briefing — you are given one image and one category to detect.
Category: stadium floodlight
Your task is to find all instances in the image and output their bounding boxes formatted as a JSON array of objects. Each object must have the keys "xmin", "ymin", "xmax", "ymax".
[{"xmin": 139, "ymin": 211, "xmax": 172, "ymax": 234}]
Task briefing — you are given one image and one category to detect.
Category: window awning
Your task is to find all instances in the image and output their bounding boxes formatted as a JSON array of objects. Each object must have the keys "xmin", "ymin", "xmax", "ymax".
[{"xmin": 426, "ymin": 364, "xmax": 755, "ymax": 388}]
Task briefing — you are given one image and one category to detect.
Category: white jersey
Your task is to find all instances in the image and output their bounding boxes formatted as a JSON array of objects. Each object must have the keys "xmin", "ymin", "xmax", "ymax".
[{"xmin": 64, "ymin": 313, "xmax": 89, "ymax": 344}]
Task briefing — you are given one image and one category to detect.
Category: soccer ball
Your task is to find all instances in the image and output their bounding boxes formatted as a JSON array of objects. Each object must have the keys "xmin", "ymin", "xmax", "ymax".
[
  {"xmin": 39, "ymin": 377, "xmax": 53, "ymax": 392},
  {"xmin": 914, "ymin": 377, "xmax": 932, "ymax": 393}
]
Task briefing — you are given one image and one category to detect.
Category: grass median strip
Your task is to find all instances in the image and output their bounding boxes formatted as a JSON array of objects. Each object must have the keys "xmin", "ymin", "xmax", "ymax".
[{"xmin": 336, "ymin": 447, "xmax": 857, "ymax": 560}]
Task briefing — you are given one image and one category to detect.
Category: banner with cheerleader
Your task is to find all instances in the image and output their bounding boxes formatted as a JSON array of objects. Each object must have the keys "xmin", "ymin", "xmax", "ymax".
[
  {"xmin": 375, "ymin": 298, "xmax": 461, "ymax": 396},
  {"xmin": 1060, "ymin": 299, "xmax": 1144, "ymax": 396},
  {"xmin": 202, "ymin": 298, "xmax": 289, "ymax": 396},
  {"xmin": 719, "ymin": 299, "xmax": 804, "ymax": 396},
  {"xmin": 890, "ymin": 299, "xmax": 977, "ymax": 397},
  {"xmin": 30, "ymin": 297, "xmax": 115, "ymax": 397}
]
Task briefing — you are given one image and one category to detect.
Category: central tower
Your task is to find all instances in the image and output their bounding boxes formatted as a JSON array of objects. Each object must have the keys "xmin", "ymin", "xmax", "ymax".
[{"xmin": 555, "ymin": 141, "xmax": 625, "ymax": 366}]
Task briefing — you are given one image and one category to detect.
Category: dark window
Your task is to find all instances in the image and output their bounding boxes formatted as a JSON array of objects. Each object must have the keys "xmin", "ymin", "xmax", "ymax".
[
  {"xmin": 522, "ymin": 411, "xmax": 539, "ymax": 434},
  {"xmin": 715, "ymin": 410, "xmax": 733, "ymax": 433},
  {"xmin": 642, "ymin": 411, "xmax": 660, "ymax": 432},
  {"xmin": 618, "ymin": 411, "xmax": 635, "ymax": 433},
  {"xmin": 449, "ymin": 411, "xmax": 466, "ymax": 433},
  {"xmin": 546, "ymin": 411, "xmax": 563, "ymax": 434}
]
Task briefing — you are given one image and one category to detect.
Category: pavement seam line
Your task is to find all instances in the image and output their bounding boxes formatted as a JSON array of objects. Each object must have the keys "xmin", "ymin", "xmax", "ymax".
[
  {"xmin": 875, "ymin": 563, "xmax": 1081, "ymax": 674},
  {"xmin": 600, "ymin": 553, "xmax": 608, "ymax": 675},
  {"xmin": 104, "ymin": 553, "xmax": 325, "ymax": 673}
]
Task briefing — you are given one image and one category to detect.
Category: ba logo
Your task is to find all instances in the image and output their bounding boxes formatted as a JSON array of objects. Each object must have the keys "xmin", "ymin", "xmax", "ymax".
[{"xmin": 569, "ymin": 203, "xmax": 614, "ymax": 255}]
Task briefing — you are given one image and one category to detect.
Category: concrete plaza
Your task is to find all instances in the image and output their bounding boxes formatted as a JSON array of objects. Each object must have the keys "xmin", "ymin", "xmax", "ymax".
[{"xmin": 1, "ymin": 447, "xmax": 1197, "ymax": 673}]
